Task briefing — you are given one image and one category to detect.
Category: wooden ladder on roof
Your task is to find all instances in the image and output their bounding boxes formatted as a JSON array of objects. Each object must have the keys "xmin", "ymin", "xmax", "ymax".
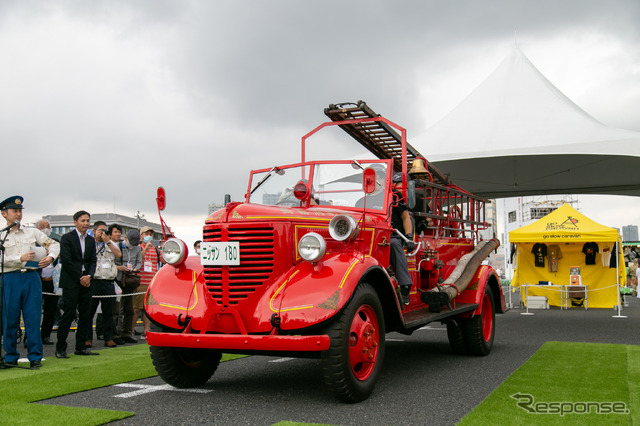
[{"xmin": 324, "ymin": 100, "xmax": 450, "ymax": 185}]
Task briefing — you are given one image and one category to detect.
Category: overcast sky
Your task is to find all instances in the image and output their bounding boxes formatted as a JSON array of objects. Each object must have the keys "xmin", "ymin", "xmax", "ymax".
[{"xmin": 1, "ymin": 0, "xmax": 639, "ymax": 244}]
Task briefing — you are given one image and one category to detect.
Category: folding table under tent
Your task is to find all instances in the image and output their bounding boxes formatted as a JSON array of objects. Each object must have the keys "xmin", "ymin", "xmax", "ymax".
[{"xmin": 509, "ymin": 204, "xmax": 624, "ymax": 308}]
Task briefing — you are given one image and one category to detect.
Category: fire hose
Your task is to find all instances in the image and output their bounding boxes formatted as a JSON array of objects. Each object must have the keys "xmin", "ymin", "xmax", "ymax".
[{"xmin": 422, "ymin": 239, "xmax": 500, "ymax": 308}]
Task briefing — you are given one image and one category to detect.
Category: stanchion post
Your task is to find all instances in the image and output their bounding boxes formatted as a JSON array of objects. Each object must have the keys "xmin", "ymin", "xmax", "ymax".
[
  {"xmin": 521, "ymin": 283, "xmax": 534, "ymax": 316},
  {"xmin": 508, "ymin": 284, "xmax": 513, "ymax": 309},
  {"xmin": 612, "ymin": 282, "xmax": 627, "ymax": 319}
]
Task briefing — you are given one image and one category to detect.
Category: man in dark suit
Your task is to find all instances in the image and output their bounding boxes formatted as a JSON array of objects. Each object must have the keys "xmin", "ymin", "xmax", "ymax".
[{"xmin": 55, "ymin": 210, "xmax": 99, "ymax": 358}]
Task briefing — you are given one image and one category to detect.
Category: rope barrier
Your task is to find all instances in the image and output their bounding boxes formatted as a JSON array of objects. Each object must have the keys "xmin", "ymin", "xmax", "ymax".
[
  {"xmin": 42, "ymin": 291, "xmax": 146, "ymax": 298},
  {"xmin": 508, "ymin": 283, "xmax": 621, "ymax": 292}
]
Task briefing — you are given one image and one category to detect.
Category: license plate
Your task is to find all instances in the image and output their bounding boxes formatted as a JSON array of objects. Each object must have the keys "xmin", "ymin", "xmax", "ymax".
[{"xmin": 200, "ymin": 242, "xmax": 240, "ymax": 266}]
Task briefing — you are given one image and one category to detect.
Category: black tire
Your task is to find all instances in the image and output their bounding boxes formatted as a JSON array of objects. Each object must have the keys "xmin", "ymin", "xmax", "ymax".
[
  {"xmin": 464, "ymin": 286, "xmax": 495, "ymax": 356},
  {"xmin": 321, "ymin": 283, "xmax": 385, "ymax": 403},
  {"xmin": 446, "ymin": 320, "xmax": 469, "ymax": 355},
  {"xmin": 150, "ymin": 346, "xmax": 222, "ymax": 388}
]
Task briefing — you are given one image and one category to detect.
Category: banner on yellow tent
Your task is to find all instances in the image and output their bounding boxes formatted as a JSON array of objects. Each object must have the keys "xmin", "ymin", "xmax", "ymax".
[{"xmin": 509, "ymin": 204, "xmax": 619, "ymax": 243}]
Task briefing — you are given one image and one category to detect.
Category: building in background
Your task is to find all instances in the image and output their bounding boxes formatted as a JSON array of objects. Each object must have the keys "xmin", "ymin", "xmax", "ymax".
[
  {"xmin": 208, "ymin": 194, "xmax": 232, "ymax": 215},
  {"xmin": 622, "ymin": 225, "xmax": 639, "ymax": 242},
  {"xmin": 478, "ymin": 200, "xmax": 504, "ymax": 275},
  {"xmin": 208, "ymin": 203, "xmax": 224, "ymax": 215},
  {"xmin": 43, "ymin": 212, "xmax": 163, "ymax": 240}
]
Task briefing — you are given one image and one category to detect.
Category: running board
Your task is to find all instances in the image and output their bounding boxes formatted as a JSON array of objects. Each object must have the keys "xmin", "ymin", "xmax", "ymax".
[{"xmin": 402, "ymin": 303, "xmax": 479, "ymax": 330}]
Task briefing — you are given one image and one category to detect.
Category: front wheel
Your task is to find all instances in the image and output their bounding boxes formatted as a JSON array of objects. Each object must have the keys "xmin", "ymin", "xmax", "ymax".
[
  {"xmin": 464, "ymin": 286, "xmax": 496, "ymax": 356},
  {"xmin": 150, "ymin": 346, "xmax": 222, "ymax": 388},
  {"xmin": 321, "ymin": 283, "xmax": 385, "ymax": 403}
]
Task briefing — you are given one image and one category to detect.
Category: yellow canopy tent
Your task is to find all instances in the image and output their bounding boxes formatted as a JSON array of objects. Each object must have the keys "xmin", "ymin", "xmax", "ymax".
[{"xmin": 509, "ymin": 204, "xmax": 624, "ymax": 308}]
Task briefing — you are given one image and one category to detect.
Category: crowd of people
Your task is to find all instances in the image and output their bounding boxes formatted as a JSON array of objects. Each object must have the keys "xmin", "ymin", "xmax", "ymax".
[
  {"xmin": 625, "ymin": 247, "xmax": 639, "ymax": 296},
  {"xmin": 0, "ymin": 195, "xmax": 165, "ymax": 370}
]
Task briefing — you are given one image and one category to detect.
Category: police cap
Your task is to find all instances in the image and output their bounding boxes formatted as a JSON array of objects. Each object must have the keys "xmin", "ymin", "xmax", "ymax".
[{"xmin": 0, "ymin": 195, "xmax": 24, "ymax": 210}]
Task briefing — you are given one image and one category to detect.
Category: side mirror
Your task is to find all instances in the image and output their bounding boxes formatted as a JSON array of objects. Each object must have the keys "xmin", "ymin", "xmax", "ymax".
[
  {"xmin": 407, "ymin": 180, "xmax": 416, "ymax": 209},
  {"xmin": 362, "ymin": 168, "xmax": 377, "ymax": 194},
  {"xmin": 156, "ymin": 187, "xmax": 166, "ymax": 211}
]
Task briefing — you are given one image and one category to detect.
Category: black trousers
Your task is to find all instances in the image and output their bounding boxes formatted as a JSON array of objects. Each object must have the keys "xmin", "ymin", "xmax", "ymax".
[
  {"xmin": 88, "ymin": 279, "xmax": 116, "ymax": 341},
  {"xmin": 56, "ymin": 283, "xmax": 93, "ymax": 353},
  {"xmin": 40, "ymin": 278, "xmax": 59, "ymax": 339},
  {"xmin": 119, "ymin": 285, "xmax": 135, "ymax": 338}
]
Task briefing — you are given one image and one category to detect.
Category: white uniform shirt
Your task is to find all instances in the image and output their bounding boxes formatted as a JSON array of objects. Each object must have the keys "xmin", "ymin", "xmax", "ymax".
[{"xmin": 0, "ymin": 226, "xmax": 60, "ymax": 273}]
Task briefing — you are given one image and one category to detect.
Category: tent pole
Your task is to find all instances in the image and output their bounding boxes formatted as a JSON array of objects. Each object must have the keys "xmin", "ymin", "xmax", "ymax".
[
  {"xmin": 613, "ymin": 240, "xmax": 627, "ymax": 319},
  {"xmin": 521, "ymin": 283, "xmax": 534, "ymax": 316}
]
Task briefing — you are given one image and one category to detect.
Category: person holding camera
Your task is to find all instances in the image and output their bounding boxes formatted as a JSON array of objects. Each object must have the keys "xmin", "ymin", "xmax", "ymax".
[
  {"xmin": 133, "ymin": 226, "xmax": 162, "ymax": 338},
  {"xmin": 85, "ymin": 221, "xmax": 121, "ymax": 349}
]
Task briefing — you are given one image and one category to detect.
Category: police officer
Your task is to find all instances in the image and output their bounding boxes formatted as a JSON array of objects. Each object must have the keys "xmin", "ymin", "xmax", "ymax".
[{"xmin": 0, "ymin": 196, "xmax": 60, "ymax": 369}]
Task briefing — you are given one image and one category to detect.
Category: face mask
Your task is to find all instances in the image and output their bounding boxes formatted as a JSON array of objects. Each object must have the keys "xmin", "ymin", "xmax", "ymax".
[
  {"xmin": 125, "ymin": 240, "xmax": 133, "ymax": 249},
  {"xmin": 143, "ymin": 235, "xmax": 152, "ymax": 243},
  {"xmin": 41, "ymin": 228, "xmax": 51, "ymax": 237},
  {"xmin": 195, "ymin": 249, "xmax": 201, "ymax": 255}
]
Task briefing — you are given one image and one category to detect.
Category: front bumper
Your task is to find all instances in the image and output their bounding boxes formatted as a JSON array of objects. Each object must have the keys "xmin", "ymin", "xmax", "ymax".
[{"xmin": 146, "ymin": 331, "xmax": 331, "ymax": 352}]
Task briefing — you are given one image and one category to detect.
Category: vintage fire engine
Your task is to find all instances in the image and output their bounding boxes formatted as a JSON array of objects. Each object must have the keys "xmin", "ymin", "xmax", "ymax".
[{"xmin": 145, "ymin": 101, "xmax": 507, "ymax": 402}]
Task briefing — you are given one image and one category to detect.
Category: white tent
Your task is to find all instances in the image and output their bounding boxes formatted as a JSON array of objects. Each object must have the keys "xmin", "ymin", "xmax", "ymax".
[{"xmin": 415, "ymin": 47, "xmax": 640, "ymax": 198}]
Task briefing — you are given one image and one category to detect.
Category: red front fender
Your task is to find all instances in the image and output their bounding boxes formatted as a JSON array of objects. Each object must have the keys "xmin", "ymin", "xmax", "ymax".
[
  {"xmin": 145, "ymin": 257, "xmax": 207, "ymax": 330},
  {"xmin": 274, "ymin": 254, "xmax": 381, "ymax": 330}
]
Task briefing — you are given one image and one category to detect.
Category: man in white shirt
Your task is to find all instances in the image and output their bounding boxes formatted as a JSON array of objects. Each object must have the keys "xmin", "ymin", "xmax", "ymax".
[
  {"xmin": 0, "ymin": 196, "xmax": 59, "ymax": 369},
  {"xmin": 55, "ymin": 210, "xmax": 98, "ymax": 358}
]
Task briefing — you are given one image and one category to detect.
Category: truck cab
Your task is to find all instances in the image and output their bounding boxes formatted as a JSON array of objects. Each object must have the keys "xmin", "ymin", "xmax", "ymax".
[{"xmin": 145, "ymin": 101, "xmax": 507, "ymax": 402}]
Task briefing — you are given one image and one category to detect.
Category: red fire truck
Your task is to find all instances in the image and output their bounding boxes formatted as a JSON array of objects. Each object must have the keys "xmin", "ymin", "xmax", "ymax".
[{"xmin": 145, "ymin": 101, "xmax": 507, "ymax": 402}]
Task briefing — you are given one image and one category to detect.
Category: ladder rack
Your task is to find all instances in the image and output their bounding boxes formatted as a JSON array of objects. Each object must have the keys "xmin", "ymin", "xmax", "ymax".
[{"xmin": 324, "ymin": 100, "xmax": 450, "ymax": 186}]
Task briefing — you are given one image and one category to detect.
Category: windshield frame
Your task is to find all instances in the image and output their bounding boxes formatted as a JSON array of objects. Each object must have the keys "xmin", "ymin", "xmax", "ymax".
[{"xmin": 245, "ymin": 159, "xmax": 392, "ymax": 212}]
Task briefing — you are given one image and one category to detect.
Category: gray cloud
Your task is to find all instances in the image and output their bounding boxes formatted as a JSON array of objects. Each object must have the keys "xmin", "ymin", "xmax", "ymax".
[{"xmin": 1, "ymin": 0, "xmax": 639, "ymax": 231}]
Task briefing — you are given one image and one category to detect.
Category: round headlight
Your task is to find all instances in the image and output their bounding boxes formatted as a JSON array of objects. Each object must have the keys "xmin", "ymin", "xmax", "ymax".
[
  {"xmin": 329, "ymin": 214, "xmax": 359, "ymax": 242},
  {"xmin": 298, "ymin": 232, "xmax": 326, "ymax": 263},
  {"xmin": 162, "ymin": 238, "xmax": 187, "ymax": 265}
]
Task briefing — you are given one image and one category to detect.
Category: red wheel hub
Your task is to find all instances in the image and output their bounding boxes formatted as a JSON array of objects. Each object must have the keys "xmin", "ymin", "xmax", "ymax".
[{"xmin": 348, "ymin": 304, "xmax": 380, "ymax": 381}]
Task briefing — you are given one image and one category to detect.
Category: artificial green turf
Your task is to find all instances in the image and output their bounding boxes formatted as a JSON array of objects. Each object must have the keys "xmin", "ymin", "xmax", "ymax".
[
  {"xmin": 459, "ymin": 341, "xmax": 637, "ymax": 425},
  {"xmin": 6, "ymin": 341, "xmax": 636, "ymax": 425},
  {"xmin": 0, "ymin": 344, "xmax": 243, "ymax": 426}
]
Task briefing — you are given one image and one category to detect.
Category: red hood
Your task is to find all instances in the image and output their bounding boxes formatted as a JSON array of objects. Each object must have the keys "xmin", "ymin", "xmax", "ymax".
[{"xmin": 206, "ymin": 202, "xmax": 384, "ymax": 225}]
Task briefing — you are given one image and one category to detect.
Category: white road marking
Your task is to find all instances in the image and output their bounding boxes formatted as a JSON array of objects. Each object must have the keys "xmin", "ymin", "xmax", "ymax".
[
  {"xmin": 112, "ymin": 383, "xmax": 213, "ymax": 398},
  {"xmin": 269, "ymin": 357, "xmax": 295, "ymax": 363},
  {"xmin": 385, "ymin": 338, "xmax": 405, "ymax": 342}
]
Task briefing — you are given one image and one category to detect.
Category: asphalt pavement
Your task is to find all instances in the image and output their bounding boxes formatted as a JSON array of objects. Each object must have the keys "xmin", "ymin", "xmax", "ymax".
[{"xmin": 37, "ymin": 293, "xmax": 640, "ymax": 425}]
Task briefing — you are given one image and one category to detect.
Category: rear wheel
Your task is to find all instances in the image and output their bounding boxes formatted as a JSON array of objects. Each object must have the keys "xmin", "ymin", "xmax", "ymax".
[
  {"xmin": 464, "ymin": 286, "xmax": 495, "ymax": 356},
  {"xmin": 321, "ymin": 283, "xmax": 385, "ymax": 403},
  {"xmin": 150, "ymin": 346, "xmax": 222, "ymax": 388}
]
